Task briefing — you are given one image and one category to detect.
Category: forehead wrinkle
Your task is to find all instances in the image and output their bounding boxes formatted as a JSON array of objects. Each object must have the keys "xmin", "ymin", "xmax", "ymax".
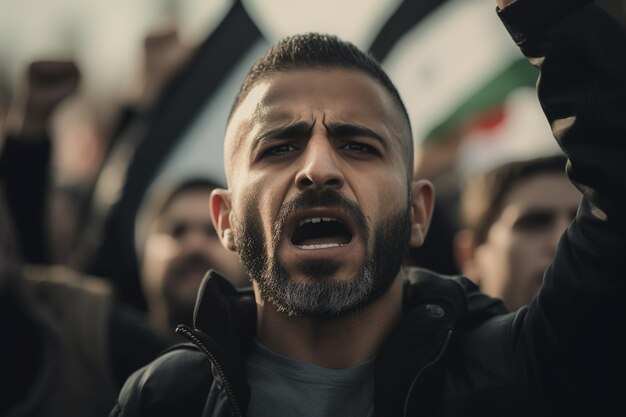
[
  {"xmin": 258, "ymin": 120, "xmax": 313, "ymax": 141},
  {"xmin": 319, "ymin": 82, "xmax": 412, "ymax": 173}
]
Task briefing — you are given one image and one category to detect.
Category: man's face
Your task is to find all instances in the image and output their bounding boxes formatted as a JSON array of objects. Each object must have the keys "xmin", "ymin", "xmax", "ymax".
[
  {"xmin": 219, "ymin": 68, "xmax": 418, "ymax": 318},
  {"xmin": 472, "ymin": 172, "xmax": 580, "ymax": 310},
  {"xmin": 141, "ymin": 189, "xmax": 246, "ymax": 324}
]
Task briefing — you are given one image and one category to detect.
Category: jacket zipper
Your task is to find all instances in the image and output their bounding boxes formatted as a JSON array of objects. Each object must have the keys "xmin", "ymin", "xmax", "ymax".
[
  {"xmin": 176, "ymin": 325, "xmax": 244, "ymax": 417},
  {"xmin": 402, "ymin": 327, "xmax": 454, "ymax": 417}
]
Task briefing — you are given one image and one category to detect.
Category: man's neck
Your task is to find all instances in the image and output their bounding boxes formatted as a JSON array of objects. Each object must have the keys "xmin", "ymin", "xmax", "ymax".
[{"xmin": 253, "ymin": 274, "xmax": 404, "ymax": 369}]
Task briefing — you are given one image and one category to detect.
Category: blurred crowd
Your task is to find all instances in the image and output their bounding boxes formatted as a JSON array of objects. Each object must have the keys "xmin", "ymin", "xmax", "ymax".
[{"xmin": 1, "ymin": 1, "xmax": 624, "ymax": 416}]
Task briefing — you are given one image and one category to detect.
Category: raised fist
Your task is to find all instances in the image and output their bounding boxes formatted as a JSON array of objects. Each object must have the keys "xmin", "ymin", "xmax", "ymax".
[{"xmin": 6, "ymin": 60, "xmax": 80, "ymax": 138}]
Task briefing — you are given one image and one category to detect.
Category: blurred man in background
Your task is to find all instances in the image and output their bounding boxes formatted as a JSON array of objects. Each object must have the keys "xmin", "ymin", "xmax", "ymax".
[
  {"xmin": 136, "ymin": 177, "xmax": 248, "ymax": 341},
  {"xmin": 0, "ymin": 56, "xmax": 244, "ymax": 345},
  {"xmin": 455, "ymin": 154, "xmax": 580, "ymax": 310}
]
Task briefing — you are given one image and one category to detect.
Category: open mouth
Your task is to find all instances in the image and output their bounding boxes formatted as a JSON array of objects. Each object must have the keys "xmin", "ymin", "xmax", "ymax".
[{"xmin": 291, "ymin": 217, "xmax": 353, "ymax": 250}]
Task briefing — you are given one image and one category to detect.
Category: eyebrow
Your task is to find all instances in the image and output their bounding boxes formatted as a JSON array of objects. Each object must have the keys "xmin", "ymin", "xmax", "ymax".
[
  {"xmin": 262, "ymin": 121, "xmax": 313, "ymax": 140},
  {"xmin": 253, "ymin": 121, "xmax": 388, "ymax": 152},
  {"xmin": 249, "ymin": 121, "xmax": 313, "ymax": 155},
  {"xmin": 325, "ymin": 122, "xmax": 387, "ymax": 145}
]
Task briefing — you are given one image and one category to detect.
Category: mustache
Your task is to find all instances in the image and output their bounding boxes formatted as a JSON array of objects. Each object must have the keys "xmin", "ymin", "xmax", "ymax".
[{"xmin": 273, "ymin": 188, "xmax": 370, "ymax": 238}]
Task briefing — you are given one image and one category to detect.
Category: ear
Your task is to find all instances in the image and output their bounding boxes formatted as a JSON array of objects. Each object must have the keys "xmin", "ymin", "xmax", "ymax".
[
  {"xmin": 453, "ymin": 229, "xmax": 480, "ymax": 285},
  {"xmin": 210, "ymin": 188, "xmax": 236, "ymax": 252},
  {"xmin": 409, "ymin": 179, "xmax": 435, "ymax": 248}
]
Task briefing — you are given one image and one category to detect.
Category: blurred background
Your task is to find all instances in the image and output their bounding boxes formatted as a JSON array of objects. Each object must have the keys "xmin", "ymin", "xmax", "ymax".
[
  {"xmin": 1, "ymin": 0, "xmax": 625, "ymax": 304},
  {"xmin": 3, "ymin": 3, "xmax": 625, "ymax": 415},
  {"xmin": 2, "ymin": 0, "xmax": 625, "ymax": 185}
]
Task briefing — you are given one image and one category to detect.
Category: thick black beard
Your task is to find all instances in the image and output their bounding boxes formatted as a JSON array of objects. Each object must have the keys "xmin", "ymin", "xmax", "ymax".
[{"xmin": 234, "ymin": 188, "xmax": 411, "ymax": 319}]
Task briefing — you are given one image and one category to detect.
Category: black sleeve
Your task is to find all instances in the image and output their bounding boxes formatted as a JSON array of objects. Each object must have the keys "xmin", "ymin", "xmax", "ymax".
[
  {"xmin": 108, "ymin": 303, "xmax": 169, "ymax": 389},
  {"xmin": 498, "ymin": 1, "xmax": 626, "ymax": 415},
  {"xmin": 0, "ymin": 135, "xmax": 51, "ymax": 264}
]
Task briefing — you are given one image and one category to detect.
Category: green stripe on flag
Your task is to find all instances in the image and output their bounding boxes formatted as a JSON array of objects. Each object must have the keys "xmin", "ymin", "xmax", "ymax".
[{"xmin": 424, "ymin": 58, "xmax": 539, "ymax": 143}]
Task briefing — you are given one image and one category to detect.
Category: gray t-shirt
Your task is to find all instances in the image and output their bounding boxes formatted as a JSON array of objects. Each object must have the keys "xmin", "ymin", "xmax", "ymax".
[{"xmin": 246, "ymin": 340, "xmax": 375, "ymax": 417}]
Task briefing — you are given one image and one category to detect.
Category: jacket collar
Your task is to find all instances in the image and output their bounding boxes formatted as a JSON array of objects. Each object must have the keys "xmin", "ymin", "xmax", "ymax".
[
  {"xmin": 187, "ymin": 268, "xmax": 503, "ymax": 416},
  {"xmin": 188, "ymin": 270, "xmax": 256, "ymax": 412}
]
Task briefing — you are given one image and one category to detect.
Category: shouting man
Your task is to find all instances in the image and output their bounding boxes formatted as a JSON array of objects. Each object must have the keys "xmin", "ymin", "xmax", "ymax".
[{"xmin": 110, "ymin": 0, "xmax": 626, "ymax": 416}]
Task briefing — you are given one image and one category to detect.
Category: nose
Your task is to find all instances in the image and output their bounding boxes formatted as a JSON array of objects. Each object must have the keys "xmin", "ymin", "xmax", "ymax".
[{"xmin": 295, "ymin": 135, "xmax": 344, "ymax": 190}]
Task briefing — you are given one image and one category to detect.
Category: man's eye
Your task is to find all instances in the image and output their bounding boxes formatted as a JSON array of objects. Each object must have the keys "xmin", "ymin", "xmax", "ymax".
[
  {"xmin": 513, "ymin": 211, "xmax": 554, "ymax": 232},
  {"xmin": 342, "ymin": 142, "xmax": 375, "ymax": 153},
  {"xmin": 263, "ymin": 144, "xmax": 297, "ymax": 157}
]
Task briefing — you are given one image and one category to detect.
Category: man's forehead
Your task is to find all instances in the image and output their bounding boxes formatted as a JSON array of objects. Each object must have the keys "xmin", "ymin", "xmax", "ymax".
[
  {"xmin": 225, "ymin": 68, "xmax": 409, "ymax": 164},
  {"xmin": 505, "ymin": 172, "xmax": 573, "ymax": 201},
  {"xmin": 230, "ymin": 71, "xmax": 363, "ymax": 129}
]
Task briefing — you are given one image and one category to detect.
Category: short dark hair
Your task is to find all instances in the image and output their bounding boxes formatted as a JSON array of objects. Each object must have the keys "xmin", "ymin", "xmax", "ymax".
[
  {"xmin": 460, "ymin": 154, "xmax": 569, "ymax": 244},
  {"xmin": 135, "ymin": 177, "xmax": 222, "ymax": 259},
  {"xmin": 229, "ymin": 33, "xmax": 413, "ymax": 173}
]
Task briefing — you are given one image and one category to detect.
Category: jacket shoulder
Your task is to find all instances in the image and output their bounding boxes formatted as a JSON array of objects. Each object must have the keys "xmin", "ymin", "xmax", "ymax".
[
  {"xmin": 110, "ymin": 344, "xmax": 211, "ymax": 417},
  {"xmin": 405, "ymin": 268, "xmax": 531, "ymax": 412},
  {"xmin": 405, "ymin": 268, "xmax": 516, "ymax": 372},
  {"xmin": 404, "ymin": 267, "xmax": 508, "ymax": 322}
]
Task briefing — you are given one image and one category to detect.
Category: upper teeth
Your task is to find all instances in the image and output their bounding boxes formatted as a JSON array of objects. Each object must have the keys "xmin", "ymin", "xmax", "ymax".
[
  {"xmin": 298, "ymin": 243, "xmax": 344, "ymax": 250},
  {"xmin": 298, "ymin": 217, "xmax": 337, "ymax": 226}
]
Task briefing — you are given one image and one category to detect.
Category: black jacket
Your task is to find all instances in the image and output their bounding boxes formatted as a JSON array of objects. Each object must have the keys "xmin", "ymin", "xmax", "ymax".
[{"xmin": 110, "ymin": 1, "xmax": 626, "ymax": 416}]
